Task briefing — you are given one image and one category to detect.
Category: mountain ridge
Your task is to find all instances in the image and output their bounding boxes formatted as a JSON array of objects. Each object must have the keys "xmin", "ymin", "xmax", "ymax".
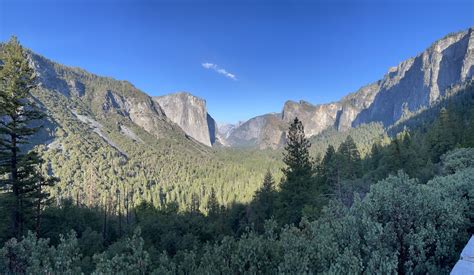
[
  {"xmin": 17, "ymin": 49, "xmax": 283, "ymax": 211},
  {"xmin": 11, "ymin": 26, "xmax": 474, "ymax": 150},
  {"xmin": 1, "ymin": 26, "xmax": 472, "ymax": 217},
  {"xmin": 223, "ymin": 26, "xmax": 474, "ymax": 148}
]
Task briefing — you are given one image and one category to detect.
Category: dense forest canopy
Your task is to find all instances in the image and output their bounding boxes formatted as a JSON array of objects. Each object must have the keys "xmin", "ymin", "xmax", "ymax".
[{"xmin": 0, "ymin": 37, "xmax": 473, "ymax": 274}]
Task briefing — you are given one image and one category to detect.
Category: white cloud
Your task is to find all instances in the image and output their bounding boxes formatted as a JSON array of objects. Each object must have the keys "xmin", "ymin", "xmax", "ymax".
[
  {"xmin": 201, "ymin": 62, "xmax": 237, "ymax": 80},
  {"xmin": 202, "ymin": 62, "xmax": 215, "ymax": 69}
]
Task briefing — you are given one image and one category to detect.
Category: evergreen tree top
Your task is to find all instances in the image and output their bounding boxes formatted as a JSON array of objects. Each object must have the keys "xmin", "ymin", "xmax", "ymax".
[
  {"xmin": 262, "ymin": 170, "xmax": 275, "ymax": 191},
  {"xmin": 282, "ymin": 117, "xmax": 312, "ymax": 178}
]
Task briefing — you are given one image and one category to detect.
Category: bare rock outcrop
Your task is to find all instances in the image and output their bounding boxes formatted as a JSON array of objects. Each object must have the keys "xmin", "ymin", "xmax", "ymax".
[{"xmin": 154, "ymin": 92, "xmax": 217, "ymax": 146}]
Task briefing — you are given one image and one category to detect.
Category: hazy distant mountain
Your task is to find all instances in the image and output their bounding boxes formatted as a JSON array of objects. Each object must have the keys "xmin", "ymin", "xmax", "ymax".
[
  {"xmin": 223, "ymin": 113, "xmax": 287, "ymax": 149},
  {"xmin": 224, "ymin": 27, "xmax": 474, "ymax": 148},
  {"xmin": 217, "ymin": 122, "xmax": 240, "ymax": 139}
]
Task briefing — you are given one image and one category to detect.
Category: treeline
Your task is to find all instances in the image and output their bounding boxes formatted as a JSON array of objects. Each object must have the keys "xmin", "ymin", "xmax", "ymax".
[
  {"xmin": 1, "ymin": 37, "xmax": 473, "ymax": 274},
  {"xmin": 309, "ymin": 122, "xmax": 388, "ymax": 158},
  {"xmin": 1, "ymin": 114, "xmax": 473, "ymax": 273},
  {"xmin": 29, "ymin": 41, "xmax": 390, "ymax": 216},
  {"xmin": 0, "ymin": 37, "xmax": 57, "ymax": 241},
  {"xmin": 33, "ymin": 71, "xmax": 284, "ymax": 213}
]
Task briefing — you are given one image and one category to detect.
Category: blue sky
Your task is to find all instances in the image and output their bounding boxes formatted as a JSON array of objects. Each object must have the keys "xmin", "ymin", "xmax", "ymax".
[{"xmin": 1, "ymin": 0, "xmax": 473, "ymax": 123}]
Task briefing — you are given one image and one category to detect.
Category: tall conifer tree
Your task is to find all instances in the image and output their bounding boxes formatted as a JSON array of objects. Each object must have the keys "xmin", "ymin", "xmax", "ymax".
[
  {"xmin": 206, "ymin": 188, "xmax": 220, "ymax": 218},
  {"xmin": 249, "ymin": 170, "xmax": 276, "ymax": 232},
  {"xmin": 428, "ymin": 107, "xmax": 456, "ymax": 162},
  {"xmin": 337, "ymin": 135, "xmax": 362, "ymax": 180},
  {"xmin": 321, "ymin": 145, "xmax": 337, "ymax": 188},
  {"xmin": 0, "ymin": 37, "xmax": 54, "ymax": 237},
  {"xmin": 277, "ymin": 117, "xmax": 313, "ymax": 225}
]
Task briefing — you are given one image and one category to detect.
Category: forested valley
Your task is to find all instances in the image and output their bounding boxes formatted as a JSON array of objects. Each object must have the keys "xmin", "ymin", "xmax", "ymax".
[{"xmin": 1, "ymin": 37, "xmax": 474, "ymax": 274}]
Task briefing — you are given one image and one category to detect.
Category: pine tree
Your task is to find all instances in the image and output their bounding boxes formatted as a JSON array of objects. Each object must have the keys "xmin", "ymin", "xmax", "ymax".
[
  {"xmin": 368, "ymin": 143, "xmax": 381, "ymax": 170},
  {"xmin": 337, "ymin": 135, "xmax": 362, "ymax": 180},
  {"xmin": 277, "ymin": 117, "xmax": 314, "ymax": 225},
  {"xmin": 366, "ymin": 142, "xmax": 386, "ymax": 180},
  {"xmin": 464, "ymin": 111, "xmax": 474, "ymax": 147},
  {"xmin": 321, "ymin": 145, "xmax": 337, "ymax": 190},
  {"xmin": 33, "ymin": 172, "xmax": 57, "ymax": 236},
  {"xmin": 397, "ymin": 131, "xmax": 426, "ymax": 178},
  {"xmin": 428, "ymin": 108, "xmax": 456, "ymax": 162},
  {"xmin": 382, "ymin": 138, "xmax": 403, "ymax": 174},
  {"xmin": 206, "ymin": 188, "xmax": 220, "ymax": 218},
  {"xmin": 0, "ymin": 37, "xmax": 53, "ymax": 238},
  {"xmin": 249, "ymin": 170, "xmax": 276, "ymax": 232},
  {"xmin": 189, "ymin": 193, "xmax": 200, "ymax": 214}
]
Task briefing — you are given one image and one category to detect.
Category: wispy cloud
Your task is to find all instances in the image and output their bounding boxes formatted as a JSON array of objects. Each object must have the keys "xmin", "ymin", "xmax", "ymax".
[{"xmin": 201, "ymin": 62, "xmax": 237, "ymax": 80}]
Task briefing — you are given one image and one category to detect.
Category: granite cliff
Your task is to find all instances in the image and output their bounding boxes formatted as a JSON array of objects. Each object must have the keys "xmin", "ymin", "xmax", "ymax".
[
  {"xmin": 154, "ymin": 92, "xmax": 217, "ymax": 147},
  {"xmin": 224, "ymin": 27, "xmax": 474, "ymax": 148},
  {"xmin": 19, "ymin": 27, "xmax": 474, "ymax": 150},
  {"xmin": 354, "ymin": 28, "xmax": 474, "ymax": 126}
]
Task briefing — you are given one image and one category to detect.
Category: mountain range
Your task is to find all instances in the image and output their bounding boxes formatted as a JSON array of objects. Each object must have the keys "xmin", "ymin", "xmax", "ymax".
[
  {"xmin": 62, "ymin": 26, "xmax": 471, "ymax": 150},
  {"xmin": 220, "ymin": 27, "xmax": 474, "ymax": 148},
  {"xmin": 1, "ymin": 26, "xmax": 471, "ymax": 209}
]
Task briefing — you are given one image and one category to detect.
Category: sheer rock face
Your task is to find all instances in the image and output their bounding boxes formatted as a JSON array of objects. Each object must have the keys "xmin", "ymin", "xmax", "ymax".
[
  {"xmin": 225, "ymin": 27, "xmax": 474, "ymax": 148},
  {"xmin": 153, "ymin": 92, "xmax": 217, "ymax": 147},
  {"xmin": 103, "ymin": 90, "xmax": 175, "ymax": 139},
  {"xmin": 354, "ymin": 28, "xmax": 474, "ymax": 126},
  {"xmin": 282, "ymin": 101, "xmax": 341, "ymax": 137}
]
